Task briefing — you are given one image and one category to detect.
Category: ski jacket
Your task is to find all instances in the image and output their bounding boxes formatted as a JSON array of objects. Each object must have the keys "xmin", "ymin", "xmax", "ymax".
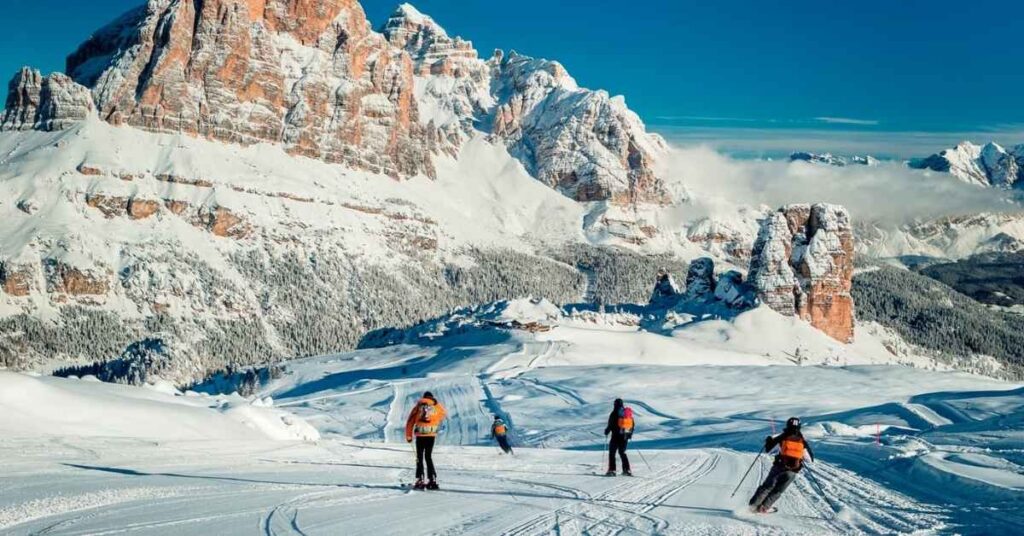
[
  {"xmin": 765, "ymin": 429, "xmax": 814, "ymax": 471},
  {"xmin": 492, "ymin": 420, "xmax": 508, "ymax": 437},
  {"xmin": 405, "ymin": 397, "xmax": 447, "ymax": 441}
]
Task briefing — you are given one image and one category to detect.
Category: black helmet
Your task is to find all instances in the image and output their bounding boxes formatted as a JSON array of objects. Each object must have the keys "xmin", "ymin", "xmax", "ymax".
[
  {"xmin": 786, "ymin": 417, "xmax": 801, "ymax": 429},
  {"xmin": 423, "ymin": 391, "xmax": 434, "ymax": 399},
  {"xmin": 614, "ymin": 398, "xmax": 624, "ymax": 408}
]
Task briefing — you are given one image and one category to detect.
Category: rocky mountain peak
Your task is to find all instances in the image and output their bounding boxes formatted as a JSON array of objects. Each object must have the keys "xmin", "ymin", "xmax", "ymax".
[
  {"xmin": 3, "ymin": 0, "xmax": 669, "ymax": 205},
  {"xmin": 910, "ymin": 140, "xmax": 1023, "ymax": 188},
  {"xmin": 1, "ymin": 67, "xmax": 94, "ymax": 131},
  {"xmin": 748, "ymin": 203, "xmax": 855, "ymax": 342},
  {"xmin": 20, "ymin": 0, "xmax": 433, "ymax": 179},
  {"xmin": 380, "ymin": 3, "xmax": 479, "ymax": 76},
  {"xmin": 380, "ymin": 4, "xmax": 669, "ymax": 205}
]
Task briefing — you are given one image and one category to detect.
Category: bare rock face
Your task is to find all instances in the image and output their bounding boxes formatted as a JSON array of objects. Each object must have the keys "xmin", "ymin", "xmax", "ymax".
[
  {"xmin": 85, "ymin": 194, "xmax": 129, "ymax": 219},
  {"xmin": 381, "ymin": 5, "xmax": 668, "ymax": 204},
  {"xmin": 204, "ymin": 206, "xmax": 252, "ymax": 239},
  {"xmin": 127, "ymin": 198, "xmax": 161, "ymax": 220},
  {"xmin": 1, "ymin": 68, "xmax": 94, "ymax": 131},
  {"xmin": 57, "ymin": 0, "xmax": 431, "ymax": 179},
  {"xmin": 748, "ymin": 203, "xmax": 855, "ymax": 342},
  {"xmin": 0, "ymin": 262, "xmax": 37, "ymax": 296},
  {"xmin": 44, "ymin": 260, "xmax": 109, "ymax": 297}
]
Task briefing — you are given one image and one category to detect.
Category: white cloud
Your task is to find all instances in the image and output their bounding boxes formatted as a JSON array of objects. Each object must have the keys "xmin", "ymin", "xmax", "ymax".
[
  {"xmin": 654, "ymin": 126, "xmax": 1024, "ymax": 160},
  {"xmin": 661, "ymin": 144, "xmax": 1018, "ymax": 225},
  {"xmin": 814, "ymin": 116, "xmax": 880, "ymax": 126}
]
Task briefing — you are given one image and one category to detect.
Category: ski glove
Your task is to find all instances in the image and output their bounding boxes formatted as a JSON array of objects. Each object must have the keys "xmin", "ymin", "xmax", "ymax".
[
  {"xmin": 604, "ymin": 429, "xmax": 610, "ymax": 436},
  {"xmin": 764, "ymin": 435, "xmax": 773, "ymax": 452}
]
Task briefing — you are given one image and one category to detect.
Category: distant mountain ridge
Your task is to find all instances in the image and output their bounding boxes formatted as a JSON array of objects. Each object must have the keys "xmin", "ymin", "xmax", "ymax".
[{"xmin": 910, "ymin": 141, "xmax": 1024, "ymax": 188}]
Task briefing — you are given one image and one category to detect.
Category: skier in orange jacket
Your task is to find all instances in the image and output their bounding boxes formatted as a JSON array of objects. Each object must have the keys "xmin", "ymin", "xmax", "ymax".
[
  {"xmin": 749, "ymin": 417, "xmax": 815, "ymax": 513},
  {"xmin": 405, "ymin": 391, "xmax": 447, "ymax": 490}
]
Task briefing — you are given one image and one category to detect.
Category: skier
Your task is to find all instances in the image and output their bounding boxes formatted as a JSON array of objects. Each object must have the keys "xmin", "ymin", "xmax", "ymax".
[
  {"xmin": 749, "ymin": 417, "xmax": 815, "ymax": 513},
  {"xmin": 405, "ymin": 391, "xmax": 447, "ymax": 490},
  {"xmin": 492, "ymin": 416, "xmax": 514, "ymax": 455},
  {"xmin": 604, "ymin": 398, "xmax": 634, "ymax": 476}
]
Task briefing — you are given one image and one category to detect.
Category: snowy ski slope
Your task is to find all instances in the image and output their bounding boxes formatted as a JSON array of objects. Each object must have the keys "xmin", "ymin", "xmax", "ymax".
[{"xmin": 2, "ymin": 301, "xmax": 1022, "ymax": 534}]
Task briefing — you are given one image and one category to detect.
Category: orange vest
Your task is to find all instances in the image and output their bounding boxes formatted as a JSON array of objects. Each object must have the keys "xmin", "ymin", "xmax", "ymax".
[
  {"xmin": 780, "ymin": 437, "xmax": 805, "ymax": 460},
  {"xmin": 493, "ymin": 423, "xmax": 507, "ymax": 436}
]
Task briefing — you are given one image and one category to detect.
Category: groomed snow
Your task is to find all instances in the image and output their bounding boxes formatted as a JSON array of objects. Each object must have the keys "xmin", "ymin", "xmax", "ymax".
[{"xmin": 1, "ymin": 302, "xmax": 1021, "ymax": 534}]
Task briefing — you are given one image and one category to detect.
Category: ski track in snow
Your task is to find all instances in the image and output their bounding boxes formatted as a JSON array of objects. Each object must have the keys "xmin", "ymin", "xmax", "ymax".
[{"xmin": 3, "ymin": 319, "xmax": 1022, "ymax": 534}]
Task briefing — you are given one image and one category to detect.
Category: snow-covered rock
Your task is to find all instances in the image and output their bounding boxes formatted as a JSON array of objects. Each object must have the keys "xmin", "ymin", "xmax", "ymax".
[
  {"xmin": 3, "ymin": 0, "xmax": 670, "ymax": 204},
  {"xmin": 789, "ymin": 152, "xmax": 877, "ymax": 167},
  {"xmin": 909, "ymin": 141, "xmax": 1024, "ymax": 188},
  {"xmin": 682, "ymin": 258, "xmax": 715, "ymax": 300},
  {"xmin": 748, "ymin": 204, "xmax": 855, "ymax": 342},
  {"xmin": 1, "ymin": 68, "xmax": 94, "ymax": 131},
  {"xmin": 649, "ymin": 268, "xmax": 681, "ymax": 305},
  {"xmin": 17, "ymin": 0, "xmax": 432, "ymax": 179},
  {"xmin": 380, "ymin": 4, "xmax": 669, "ymax": 204}
]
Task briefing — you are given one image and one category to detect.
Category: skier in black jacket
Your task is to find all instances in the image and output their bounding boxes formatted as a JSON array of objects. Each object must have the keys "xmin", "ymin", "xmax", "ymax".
[
  {"xmin": 604, "ymin": 398, "xmax": 635, "ymax": 476},
  {"xmin": 749, "ymin": 417, "xmax": 815, "ymax": 513}
]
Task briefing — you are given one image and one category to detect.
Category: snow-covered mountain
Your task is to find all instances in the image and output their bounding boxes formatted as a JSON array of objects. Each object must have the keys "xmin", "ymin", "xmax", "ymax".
[
  {"xmin": 4, "ymin": 0, "xmax": 1024, "ymax": 383},
  {"xmin": 381, "ymin": 4, "xmax": 669, "ymax": 204},
  {"xmin": 909, "ymin": 141, "xmax": 1024, "ymax": 188},
  {"xmin": 0, "ymin": 0, "xmax": 685, "ymax": 380},
  {"xmin": 2, "ymin": 0, "xmax": 667, "ymax": 205},
  {"xmin": 789, "ymin": 152, "xmax": 878, "ymax": 167}
]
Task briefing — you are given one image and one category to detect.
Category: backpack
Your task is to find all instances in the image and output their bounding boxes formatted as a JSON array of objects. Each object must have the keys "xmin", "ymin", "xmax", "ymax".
[
  {"xmin": 779, "ymin": 436, "xmax": 805, "ymax": 470},
  {"xmin": 618, "ymin": 407, "xmax": 634, "ymax": 435},
  {"xmin": 418, "ymin": 402, "xmax": 436, "ymax": 423}
]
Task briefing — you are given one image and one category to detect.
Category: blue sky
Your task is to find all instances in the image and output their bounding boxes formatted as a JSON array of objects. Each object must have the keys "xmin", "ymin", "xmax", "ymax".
[{"xmin": 3, "ymin": 0, "xmax": 1023, "ymax": 150}]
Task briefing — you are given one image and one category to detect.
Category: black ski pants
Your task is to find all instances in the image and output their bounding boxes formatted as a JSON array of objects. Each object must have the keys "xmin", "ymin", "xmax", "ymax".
[
  {"xmin": 496, "ymin": 435, "xmax": 513, "ymax": 454},
  {"xmin": 415, "ymin": 436, "xmax": 437, "ymax": 481},
  {"xmin": 608, "ymin": 434, "xmax": 631, "ymax": 472},
  {"xmin": 749, "ymin": 461, "xmax": 798, "ymax": 509}
]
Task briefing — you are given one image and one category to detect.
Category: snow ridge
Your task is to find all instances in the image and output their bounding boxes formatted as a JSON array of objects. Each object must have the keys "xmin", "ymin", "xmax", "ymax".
[{"xmin": 910, "ymin": 141, "xmax": 1024, "ymax": 188}]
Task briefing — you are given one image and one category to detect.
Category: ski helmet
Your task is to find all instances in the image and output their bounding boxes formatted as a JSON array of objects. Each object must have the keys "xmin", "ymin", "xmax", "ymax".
[{"xmin": 786, "ymin": 417, "xmax": 801, "ymax": 429}]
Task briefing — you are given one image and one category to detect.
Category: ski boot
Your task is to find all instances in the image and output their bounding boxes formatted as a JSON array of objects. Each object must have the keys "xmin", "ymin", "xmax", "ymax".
[
  {"xmin": 604, "ymin": 470, "xmax": 616, "ymax": 477},
  {"xmin": 413, "ymin": 479, "xmax": 426, "ymax": 490},
  {"xmin": 622, "ymin": 469, "xmax": 633, "ymax": 477},
  {"xmin": 426, "ymin": 480, "xmax": 439, "ymax": 490}
]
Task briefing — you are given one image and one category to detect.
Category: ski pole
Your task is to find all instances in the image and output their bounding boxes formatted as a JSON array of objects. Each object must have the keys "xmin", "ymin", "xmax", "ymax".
[
  {"xmin": 730, "ymin": 451, "xmax": 763, "ymax": 498},
  {"xmin": 635, "ymin": 448, "xmax": 654, "ymax": 472}
]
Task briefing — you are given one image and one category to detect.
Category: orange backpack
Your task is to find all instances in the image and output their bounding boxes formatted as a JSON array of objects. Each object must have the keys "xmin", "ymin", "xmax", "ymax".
[
  {"xmin": 780, "ymin": 437, "xmax": 805, "ymax": 468},
  {"xmin": 618, "ymin": 407, "xmax": 634, "ymax": 434}
]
